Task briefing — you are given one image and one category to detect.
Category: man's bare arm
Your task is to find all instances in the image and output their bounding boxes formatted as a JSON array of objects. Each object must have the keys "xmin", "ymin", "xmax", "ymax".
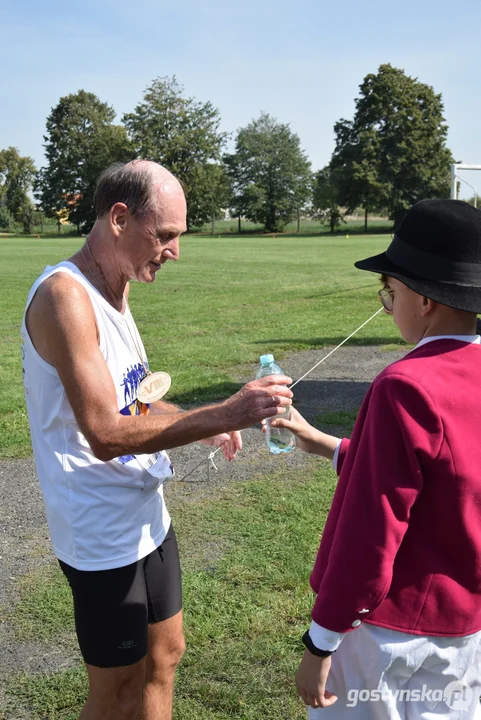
[{"xmin": 26, "ymin": 274, "xmax": 292, "ymax": 461}]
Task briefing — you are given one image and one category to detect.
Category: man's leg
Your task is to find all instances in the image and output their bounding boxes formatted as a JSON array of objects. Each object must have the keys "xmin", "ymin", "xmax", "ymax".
[
  {"xmin": 141, "ymin": 610, "xmax": 185, "ymax": 720},
  {"xmin": 79, "ymin": 660, "xmax": 146, "ymax": 720},
  {"xmin": 139, "ymin": 524, "xmax": 184, "ymax": 720},
  {"xmin": 58, "ymin": 556, "xmax": 153, "ymax": 720}
]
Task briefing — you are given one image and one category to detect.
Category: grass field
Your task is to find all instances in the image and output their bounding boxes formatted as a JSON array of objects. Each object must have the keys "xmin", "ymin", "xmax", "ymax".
[
  {"xmin": 1, "ymin": 231, "xmax": 402, "ymax": 718},
  {"xmin": 4, "ymin": 463, "xmax": 337, "ymax": 720},
  {"xmin": 0, "ymin": 232, "xmax": 400, "ymax": 458}
]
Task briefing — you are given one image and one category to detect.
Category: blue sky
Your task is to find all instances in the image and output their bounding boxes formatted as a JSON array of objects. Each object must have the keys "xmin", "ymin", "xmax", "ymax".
[{"xmin": 2, "ymin": 0, "xmax": 481, "ymax": 193}]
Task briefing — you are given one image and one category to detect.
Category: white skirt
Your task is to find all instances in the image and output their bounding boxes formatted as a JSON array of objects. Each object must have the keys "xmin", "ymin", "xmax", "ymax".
[{"xmin": 308, "ymin": 623, "xmax": 481, "ymax": 719}]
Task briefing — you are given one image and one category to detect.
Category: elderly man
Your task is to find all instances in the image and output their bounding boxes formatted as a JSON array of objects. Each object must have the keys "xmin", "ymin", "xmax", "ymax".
[{"xmin": 21, "ymin": 160, "xmax": 292, "ymax": 720}]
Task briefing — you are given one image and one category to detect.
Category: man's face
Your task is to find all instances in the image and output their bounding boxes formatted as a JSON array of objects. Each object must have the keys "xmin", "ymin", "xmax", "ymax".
[{"xmin": 123, "ymin": 185, "xmax": 187, "ymax": 283}]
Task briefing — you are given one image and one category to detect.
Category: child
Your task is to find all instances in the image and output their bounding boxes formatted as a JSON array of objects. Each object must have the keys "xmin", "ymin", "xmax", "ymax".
[{"xmin": 273, "ymin": 199, "xmax": 481, "ymax": 718}]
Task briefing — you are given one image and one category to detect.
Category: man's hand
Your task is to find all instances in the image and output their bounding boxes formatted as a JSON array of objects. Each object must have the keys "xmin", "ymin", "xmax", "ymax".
[
  {"xmin": 199, "ymin": 431, "xmax": 242, "ymax": 461},
  {"xmin": 222, "ymin": 375, "xmax": 293, "ymax": 430},
  {"xmin": 295, "ymin": 650, "xmax": 338, "ymax": 709}
]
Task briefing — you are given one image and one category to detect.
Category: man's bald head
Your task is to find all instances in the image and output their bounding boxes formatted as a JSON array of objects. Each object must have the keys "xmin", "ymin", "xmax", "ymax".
[{"xmin": 94, "ymin": 160, "xmax": 185, "ymax": 220}]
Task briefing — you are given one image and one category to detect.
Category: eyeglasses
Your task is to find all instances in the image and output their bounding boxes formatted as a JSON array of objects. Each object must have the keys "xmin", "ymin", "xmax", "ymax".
[{"xmin": 378, "ymin": 288, "xmax": 394, "ymax": 314}]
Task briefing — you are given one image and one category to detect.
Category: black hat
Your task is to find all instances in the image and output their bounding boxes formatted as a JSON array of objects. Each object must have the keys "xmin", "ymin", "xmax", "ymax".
[{"xmin": 355, "ymin": 199, "xmax": 481, "ymax": 313}]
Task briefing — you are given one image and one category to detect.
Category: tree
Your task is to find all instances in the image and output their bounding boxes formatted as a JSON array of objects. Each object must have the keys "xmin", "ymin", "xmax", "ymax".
[
  {"xmin": 331, "ymin": 64, "xmax": 454, "ymax": 228},
  {"xmin": 0, "ymin": 147, "xmax": 37, "ymax": 222},
  {"xmin": 18, "ymin": 199, "xmax": 36, "ymax": 234},
  {"xmin": 37, "ymin": 91, "xmax": 135, "ymax": 232},
  {"xmin": 331, "ymin": 123, "xmax": 384, "ymax": 231},
  {"xmin": 225, "ymin": 113, "xmax": 312, "ymax": 233},
  {"xmin": 312, "ymin": 166, "xmax": 345, "ymax": 233},
  {"xmin": 123, "ymin": 77, "xmax": 227, "ymax": 230},
  {"xmin": 0, "ymin": 206, "xmax": 11, "ymax": 231},
  {"xmin": 191, "ymin": 163, "xmax": 230, "ymax": 233}
]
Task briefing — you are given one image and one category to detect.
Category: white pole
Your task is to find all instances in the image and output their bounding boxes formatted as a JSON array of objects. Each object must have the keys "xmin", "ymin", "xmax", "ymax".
[
  {"xmin": 457, "ymin": 176, "xmax": 478, "ymax": 207},
  {"xmin": 450, "ymin": 164, "xmax": 481, "ymax": 205},
  {"xmin": 450, "ymin": 164, "xmax": 458, "ymax": 199}
]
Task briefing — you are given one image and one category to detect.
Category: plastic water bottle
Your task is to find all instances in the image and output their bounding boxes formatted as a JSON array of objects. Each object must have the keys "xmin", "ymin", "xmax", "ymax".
[{"xmin": 256, "ymin": 354, "xmax": 295, "ymax": 455}]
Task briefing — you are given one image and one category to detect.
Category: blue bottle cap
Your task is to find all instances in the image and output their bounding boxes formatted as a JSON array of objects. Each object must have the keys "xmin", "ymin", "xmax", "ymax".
[{"xmin": 260, "ymin": 354, "xmax": 274, "ymax": 365}]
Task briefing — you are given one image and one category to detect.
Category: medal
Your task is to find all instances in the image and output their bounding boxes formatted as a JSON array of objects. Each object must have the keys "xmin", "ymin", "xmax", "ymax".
[
  {"xmin": 122, "ymin": 310, "xmax": 171, "ymax": 403},
  {"xmin": 137, "ymin": 371, "xmax": 172, "ymax": 403}
]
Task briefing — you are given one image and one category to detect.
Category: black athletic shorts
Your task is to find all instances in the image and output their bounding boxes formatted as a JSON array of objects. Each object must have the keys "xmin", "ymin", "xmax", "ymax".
[{"xmin": 58, "ymin": 524, "xmax": 182, "ymax": 668}]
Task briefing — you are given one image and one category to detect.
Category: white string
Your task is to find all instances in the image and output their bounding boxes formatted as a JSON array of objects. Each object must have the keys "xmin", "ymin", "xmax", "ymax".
[
  {"xmin": 202, "ymin": 306, "xmax": 384, "ymax": 468},
  {"xmin": 208, "ymin": 450, "xmax": 219, "ymax": 470},
  {"xmin": 290, "ymin": 307, "xmax": 383, "ymax": 389}
]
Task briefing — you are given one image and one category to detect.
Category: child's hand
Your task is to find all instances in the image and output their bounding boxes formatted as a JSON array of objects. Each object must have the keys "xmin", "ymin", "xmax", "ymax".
[
  {"xmin": 295, "ymin": 650, "xmax": 337, "ymax": 708},
  {"xmin": 262, "ymin": 407, "xmax": 316, "ymax": 453}
]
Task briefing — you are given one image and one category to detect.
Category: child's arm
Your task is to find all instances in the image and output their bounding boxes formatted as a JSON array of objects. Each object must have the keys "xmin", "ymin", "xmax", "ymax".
[{"xmin": 269, "ymin": 407, "xmax": 341, "ymax": 459}]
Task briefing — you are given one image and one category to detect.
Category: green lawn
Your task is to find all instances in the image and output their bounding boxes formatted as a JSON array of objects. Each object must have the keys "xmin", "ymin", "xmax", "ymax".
[
  {"xmin": 4, "ymin": 462, "xmax": 337, "ymax": 720},
  {"xmin": 0, "ymin": 232, "xmax": 401, "ymax": 718},
  {"xmin": 0, "ymin": 233, "xmax": 400, "ymax": 458}
]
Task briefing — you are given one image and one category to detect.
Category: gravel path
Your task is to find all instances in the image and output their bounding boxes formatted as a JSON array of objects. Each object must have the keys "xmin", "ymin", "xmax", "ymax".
[{"xmin": 0, "ymin": 344, "xmax": 407, "ymax": 711}]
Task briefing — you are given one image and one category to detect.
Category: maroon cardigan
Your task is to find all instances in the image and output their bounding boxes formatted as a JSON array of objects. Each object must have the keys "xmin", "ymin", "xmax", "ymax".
[{"xmin": 310, "ymin": 339, "xmax": 481, "ymax": 637}]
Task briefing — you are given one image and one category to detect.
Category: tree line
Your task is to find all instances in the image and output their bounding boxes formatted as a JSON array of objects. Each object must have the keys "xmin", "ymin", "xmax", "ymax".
[{"xmin": 0, "ymin": 64, "xmax": 455, "ymax": 235}]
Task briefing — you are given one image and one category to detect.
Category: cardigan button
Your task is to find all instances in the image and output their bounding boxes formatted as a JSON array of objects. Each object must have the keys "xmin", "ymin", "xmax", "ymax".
[{"xmin": 352, "ymin": 620, "xmax": 362, "ymax": 628}]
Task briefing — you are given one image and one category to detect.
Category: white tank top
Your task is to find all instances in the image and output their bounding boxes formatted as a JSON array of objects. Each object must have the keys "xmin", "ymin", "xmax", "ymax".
[{"xmin": 21, "ymin": 261, "xmax": 173, "ymax": 571}]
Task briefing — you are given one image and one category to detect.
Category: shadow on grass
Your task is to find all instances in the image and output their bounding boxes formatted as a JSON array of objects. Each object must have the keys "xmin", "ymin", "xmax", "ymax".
[
  {"xmin": 253, "ymin": 336, "xmax": 408, "ymax": 348},
  {"xmin": 292, "ymin": 378, "xmax": 370, "ymax": 419},
  {"xmin": 304, "ymin": 283, "xmax": 380, "ymax": 300}
]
